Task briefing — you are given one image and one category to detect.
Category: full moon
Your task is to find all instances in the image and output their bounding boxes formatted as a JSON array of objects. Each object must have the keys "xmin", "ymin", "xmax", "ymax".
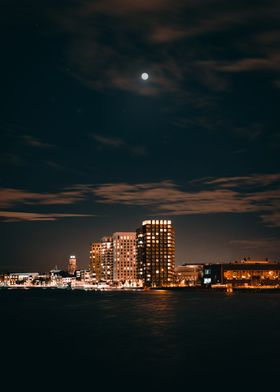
[{"xmin": 141, "ymin": 72, "xmax": 149, "ymax": 80}]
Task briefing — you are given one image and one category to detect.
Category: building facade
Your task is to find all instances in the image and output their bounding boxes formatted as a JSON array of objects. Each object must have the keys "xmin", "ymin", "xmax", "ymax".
[
  {"xmin": 89, "ymin": 242, "xmax": 103, "ymax": 283},
  {"xmin": 68, "ymin": 255, "xmax": 77, "ymax": 276},
  {"xmin": 221, "ymin": 259, "xmax": 280, "ymax": 287},
  {"xmin": 101, "ymin": 236, "xmax": 114, "ymax": 283},
  {"xmin": 75, "ymin": 269, "xmax": 91, "ymax": 283},
  {"xmin": 202, "ymin": 259, "xmax": 280, "ymax": 287},
  {"xmin": 175, "ymin": 264, "xmax": 203, "ymax": 286},
  {"xmin": 112, "ymin": 232, "xmax": 137, "ymax": 283},
  {"xmin": 136, "ymin": 219, "xmax": 175, "ymax": 287}
]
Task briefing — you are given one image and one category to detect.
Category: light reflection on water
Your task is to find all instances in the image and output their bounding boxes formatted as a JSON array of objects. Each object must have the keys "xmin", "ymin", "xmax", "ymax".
[{"xmin": 1, "ymin": 289, "xmax": 280, "ymax": 384}]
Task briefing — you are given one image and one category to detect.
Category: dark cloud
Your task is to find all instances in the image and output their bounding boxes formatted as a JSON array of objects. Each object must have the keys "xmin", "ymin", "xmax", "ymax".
[
  {"xmin": 48, "ymin": 0, "xmax": 280, "ymax": 98},
  {"xmin": 0, "ymin": 153, "xmax": 24, "ymax": 166}
]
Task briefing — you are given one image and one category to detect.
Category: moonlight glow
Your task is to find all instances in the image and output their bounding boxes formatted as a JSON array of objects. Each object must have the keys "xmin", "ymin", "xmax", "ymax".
[{"xmin": 141, "ymin": 72, "xmax": 149, "ymax": 80}]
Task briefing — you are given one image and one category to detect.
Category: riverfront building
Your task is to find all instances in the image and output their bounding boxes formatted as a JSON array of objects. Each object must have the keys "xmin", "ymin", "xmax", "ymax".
[
  {"xmin": 136, "ymin": 219, "xmax": 175, "ymax": 287},
  {"xmin": 89, "ymin": 242, "xmax": 103, "ymax": 283},
  {"xmin": 101, "ymin": 236, "xmax": 114, "ymax": 282},
  {"xmin": 175, "ymin": 264, "xmax": 203, "ymax": 286},
  {"xmin": 112, "ymin": 232, "xmax": 137, "ymax": 283},
  {"xmin": 203, "ymin": 259, "xmax": 280, "ymax": 287}
]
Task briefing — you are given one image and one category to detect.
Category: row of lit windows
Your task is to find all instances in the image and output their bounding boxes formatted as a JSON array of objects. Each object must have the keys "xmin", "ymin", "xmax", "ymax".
[
  {"xmin": 224, "ymin": 271, "xmax": 280, "ymax": 280},
  {"xmin": 120, "ymin": 236, "xmax": 135, "ymax": 240},
  {"xmin": 146, "ymin": 230, "xmax": 173, "ymax": 233},
  {"xmin": 145, "ymin": 236, "xmax": 173, "ymax": 240},
  {"xmin": 143, "ymin": 220, "xmax": 172, "ymax": 225},
  {"xmin": 145, "ymin": 232, "xmax": 173, "ymax": 236}
]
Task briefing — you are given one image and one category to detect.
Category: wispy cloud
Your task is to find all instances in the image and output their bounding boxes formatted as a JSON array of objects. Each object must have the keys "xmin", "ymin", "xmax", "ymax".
[
  {"xmin": 229, "ymin": 237, "xmax": 280, "ymax": 250},
  {"xmin": 149, "ymin": 26, "xmax": 188, "ymax": 43},
  {"xmin": 0, "ymin": 185, "xmax": 94, "ymax": 222},
  {"xmin": 204, "ymin": 173, "xmax": 280, "ymax": 187},
  {"xmin": 21, "ymin": 134, "xmax": 55, "ymax": 149},
  {"xmin": 90, "ymin": 0, "xmax": 173, "ymax": 14},
  {"xmin": 92, "ymin": 133, "xmax": 147, "ymax": 156},
  {"xmin": 92, "ymin": 134, "xmax": 124, "ymax": 148},
  {"xmin": 0, "ymin": 187, "xmax": 89, "ymax": 209},
  {"xmin": 199, "ymin": 53, "xmax": 280, "ymax": 73},
  {"xmin": 0, "ymin": 211, "xmax": 92, "ymax": 222},
  {"xmin": 0, "ymin": 122, "xmax": 56, "ymax": 148}
]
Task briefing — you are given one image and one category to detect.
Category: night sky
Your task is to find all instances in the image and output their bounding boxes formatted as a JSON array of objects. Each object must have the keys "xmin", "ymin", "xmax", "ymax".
[{"xmin": 1, "ymin": 0, "xmax": 279, "ymax": 272}]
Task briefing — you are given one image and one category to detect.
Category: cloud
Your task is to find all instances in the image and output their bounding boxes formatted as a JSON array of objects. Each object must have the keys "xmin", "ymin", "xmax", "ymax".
[
  {"xmin": 45, "ymin": 0, "xmax": 278, "ymax": 119},
  {"xmin": 92, "ymin": 133, "xmax": 147, "ymax": 156},
  {"xmin": 1, "ymin": 173, "xmax": 279, "ymax": 225},
  {"xmin": 0, "ymin": 187, "xmax": 89, "ymax": 208},
  {"xmin": 220, "ymin": 57, "xmax": 279, "ymax": 73},
  {"xmin": 229, "ymin": 237, "xmax": 280, "ymax": 250},
  {"xmin": 21, "ymin": 135, "xmax": 55, "ymax": 149},
  {"xmin": 90, "ymin": 0, "xmax": 172, "ymax": 14},
  {"xmin": 92, "ymin": 174, "xmax": 280, "ymax": 226},
  {"xmin": 200, "ymin": 53, "xmax": 280, "ymax": 73},
  {"xmin": 260, "ymin": 211, "xmax": 280, "ymax": 227},
  {"xmin": 204, "ymin": 173, "xmax": 280, "ymax": 187},
  {"xmin": 0, "ymin": 185, "xmax": 94, "ymax": 222},
  {"xmin": 0, "ymin": 122, "xmax": 55, "ymax": 148},
  {"xmin": 92, "ymin": 134, "xmax": 124, "ymax": 148},
  {"xmin": 0, "ymin": 211, "xmax": 92, "ymax": 222},
  {"xmin": 3, "ymin": 0, "xmax": 280, "ymax": 99},
  {"xmin": 149, "ymin": 26, "xmax": 188, "ymax": 43},
  {"xmin": 51, "ymin": 1, "xmax": 227, "ymax": 95}
]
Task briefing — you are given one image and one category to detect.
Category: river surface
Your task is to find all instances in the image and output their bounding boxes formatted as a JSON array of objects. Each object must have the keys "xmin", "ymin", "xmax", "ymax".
[{"xmin": 1, "ymin": 289, "xmax": 279, "ymax": 388}]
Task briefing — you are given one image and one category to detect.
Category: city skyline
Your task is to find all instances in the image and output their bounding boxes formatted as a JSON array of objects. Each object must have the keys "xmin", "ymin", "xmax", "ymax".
[
  {"xmin": 1, "ymin": 217, "xmax": 278, "ymax": 275},
  {"xmin": 1, "ymin": 0, "xmax": 280, "ymax": 272}
]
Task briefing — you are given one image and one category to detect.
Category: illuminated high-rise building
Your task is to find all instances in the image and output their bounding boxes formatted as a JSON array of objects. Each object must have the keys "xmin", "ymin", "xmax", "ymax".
[
  {"xmin": 68, "ymin": 255, "xmax": 77, "ymax": 276},
  {"xmin": 89, "ymin": 242, "xmax": 103, "ymax": 283},
  {"xmin": 112, "ymin": 232, "xmax": 136, "ymax": 283},
  {"xmin": 136, "ymin": 219, "xmax": 175, "ymax": 287},
  {"xmin": 101, "ymin": 236, "xmax": 113, "ymax": 282}
]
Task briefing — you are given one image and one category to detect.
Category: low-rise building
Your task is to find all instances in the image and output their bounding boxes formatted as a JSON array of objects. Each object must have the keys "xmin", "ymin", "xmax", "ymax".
[
  {"xmin": 8, "ymin": 272, "xmax": 39, "ymax": 285},
  {"xmin": 75, "ymin": 269, "xmax": 91, "ymax": 282},
  {"xmin": 175, "ymin": 264, "xmax": 203, "ymax": 286},
  {"xmin": 202, "ymin": 259, "xmax": 280, "ymax": 288}
]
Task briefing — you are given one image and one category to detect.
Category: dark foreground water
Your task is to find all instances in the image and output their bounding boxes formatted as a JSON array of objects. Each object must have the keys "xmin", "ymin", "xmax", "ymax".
[{"xmin": 1, "ymin": 289, "xmax": 279, "ymax": 388}]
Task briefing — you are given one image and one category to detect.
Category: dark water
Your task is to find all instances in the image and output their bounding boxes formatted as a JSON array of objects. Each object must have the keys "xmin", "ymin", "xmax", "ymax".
[{"xmin": 1, "ymin": 289, "xmax": 279, "ymax": 388}]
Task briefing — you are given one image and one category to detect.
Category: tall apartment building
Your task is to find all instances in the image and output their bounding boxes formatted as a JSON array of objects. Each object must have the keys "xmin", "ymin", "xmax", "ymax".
[
  {"xmin": 136, "ymin": 219, "xmax": 175, "ymax": 287},
  {"xmin": 112, "ymin": 232, "xmax": 136, "ymax": 283},
  {"xmin": 89, "ymin": 242, "xmax": 102, "ymax": 283},
  {"xmin": 101, "ymin": 236, "xmax": 113, "ymax": 282},
  {"xmin": 68, "ymin": 255, "xmax": 77, "ymax": 276}
]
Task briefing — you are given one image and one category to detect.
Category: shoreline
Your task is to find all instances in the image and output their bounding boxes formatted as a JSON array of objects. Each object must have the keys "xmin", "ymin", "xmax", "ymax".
[{"xmin": 1, "ymin": 285, "xmax": 280, "ymax": 293}]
